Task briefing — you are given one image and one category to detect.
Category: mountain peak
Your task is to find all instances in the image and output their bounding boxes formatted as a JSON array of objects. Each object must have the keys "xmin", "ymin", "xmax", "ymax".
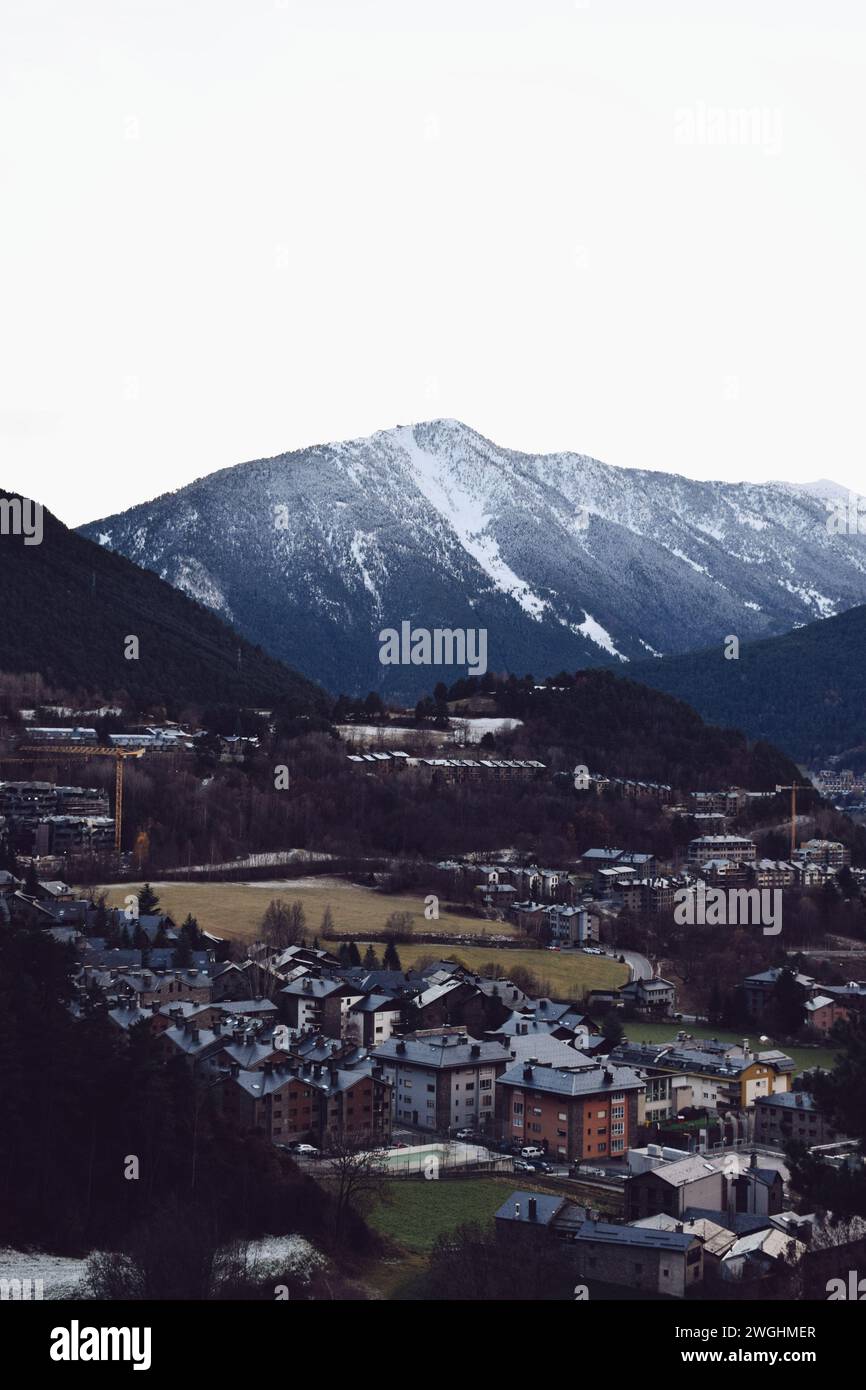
[{"xmin": 78, "ymin": 422, "xmax": 866, "ymax": 700}]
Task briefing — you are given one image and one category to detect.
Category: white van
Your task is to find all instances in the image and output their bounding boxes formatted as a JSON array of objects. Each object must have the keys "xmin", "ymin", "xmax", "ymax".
[{"xmin": 520, "ymin": 1146, "xmax": 544, "ymax": 1160}]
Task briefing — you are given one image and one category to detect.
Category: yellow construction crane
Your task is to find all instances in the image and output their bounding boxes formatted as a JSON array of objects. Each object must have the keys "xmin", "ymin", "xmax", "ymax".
[{"xmin": 0, "ymin": 744, "xmax": 145, "ymax": 852}]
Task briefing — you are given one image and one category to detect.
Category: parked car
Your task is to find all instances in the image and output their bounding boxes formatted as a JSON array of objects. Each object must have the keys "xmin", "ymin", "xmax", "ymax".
[
  {"xmin": 520, "ymin": 1145, "xmax": 545, "ymax": 1160},
  {"xmin": 513, "ymin": 1159, "xmax": 535, "ymax": 1173},
  {"xmin": 288, "ymin": 1143, "xmax": 319, "ymax": 1158},
  {"xmin": 529, "ymin": 1159, "xmax": 553, "ymax": 1174},
  {"xmin": 455, "ymin": 1128, "xmax": 475, "ymax": 1141}
]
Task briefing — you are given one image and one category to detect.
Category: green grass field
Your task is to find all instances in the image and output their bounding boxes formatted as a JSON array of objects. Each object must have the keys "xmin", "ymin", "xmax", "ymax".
[
  {"xmin": 93, "ymin": 879, "xmax": 519, "ymax": 942},
  {"xmin": 357, "ymin": 940, "xmax": 628, "ymax": 996},
  {"xmin": 367, "ymin": 1176, "xmax": 558, "ymax": 1255},
  {"xmin": 92, "ymin": 880, "xmax": 626, "ymax": 996},
  {"xmin": 619, "ymin": 1019, "xmax": 839, "ymax": 1076}
]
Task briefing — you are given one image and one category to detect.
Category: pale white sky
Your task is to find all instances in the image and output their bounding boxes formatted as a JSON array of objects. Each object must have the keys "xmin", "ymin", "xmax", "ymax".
[{"xmin": 2, "ymin": 0, "xmax": 864, "ymax": 526}]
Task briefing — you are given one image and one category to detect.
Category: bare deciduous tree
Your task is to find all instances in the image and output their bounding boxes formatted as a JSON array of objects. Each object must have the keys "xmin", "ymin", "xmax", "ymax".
[{"xmin": 322, "ymin": 1131, "xmax": 390, "ymax": 1241}]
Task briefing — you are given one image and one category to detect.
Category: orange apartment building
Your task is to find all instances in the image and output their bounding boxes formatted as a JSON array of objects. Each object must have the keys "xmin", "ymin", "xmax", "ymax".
[{"xmin": 498, "ymin": 1060, "xmax": 644, "ymax": 1163}]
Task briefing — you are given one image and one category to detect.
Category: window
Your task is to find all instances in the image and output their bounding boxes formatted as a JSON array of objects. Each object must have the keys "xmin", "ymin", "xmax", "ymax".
[
  {"xmin": 481, "ymin": 1078, "xmax": 492, "ymax": 1090},
  {"xmin": 612, "ymin": 1122, "xmax": 624, "ymax": 1137},
  {"xmin": 597, "ymin": 1110, "xmax": 605, "ymax": 1119},
  {"xmin": 558, "ymin": 1112, "xmax": 567, "ymax": 1121},
  {"xmin": 427, "ymin": 1084, "xmax": 435, "ymax": 1093},
  {"xmin": 612, "ymin": 1105, "xmax": 624, "ymax": 1120}
]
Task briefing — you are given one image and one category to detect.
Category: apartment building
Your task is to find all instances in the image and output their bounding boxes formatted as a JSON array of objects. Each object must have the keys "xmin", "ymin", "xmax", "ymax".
[
  {"xmin": 225, "ymin": 1055, "xmax": 392, "ymax": 1148},
  {"xmin": 795, "ymin": 839, "xmax": 851, "ymax": 868},
  {"xmin": 497, "ymin": 1060, "xmax": 643, "ymax": 1162},
  {"xmin": 373, "ymin": 1031, "xmax": 512, "ymax": 1133},
  {"xmin": 279, "ymin": 976, "xmax": 364, "ymax": 1037},
  {"xmin": 687, "ymin": 836, "xmax": 757, "ymax": 868},
  {"xmin": 689, "ymin": 788, "xmax": 748, "ymax": 817},
  {"xmin": 610, "ymin": 1038, "xmax": 794, "ymax": 1114},
  {"xmin": 753, "ymin": 1092, "xmax": 842, "ymax": 1148},
  {"xmin": 34, "ymin": 815, "xmax": 115, "ymax": 855}
]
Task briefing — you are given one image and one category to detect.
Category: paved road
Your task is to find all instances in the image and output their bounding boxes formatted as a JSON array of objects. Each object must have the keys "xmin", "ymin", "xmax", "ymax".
[{"xmin": 617, "ymin": 948, "xmax": 652, "ymax": 981}]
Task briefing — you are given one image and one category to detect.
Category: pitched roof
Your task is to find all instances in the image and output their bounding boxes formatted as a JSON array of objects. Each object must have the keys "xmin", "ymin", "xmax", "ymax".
[
  {"xmin": 498, "ymin": 1060, "xmax": 643, "ymax": 1097},
  {"xmin": 373, "ymin": 1035, "xmax": 511, "ymax": 1069},
  {"xmin": 573, "ymin": 1220, "xmax": 695, "ymax": 1250},
  {"xmin": 494, "ymin": 1191, "xmax": 567, "ymax": 1226}
]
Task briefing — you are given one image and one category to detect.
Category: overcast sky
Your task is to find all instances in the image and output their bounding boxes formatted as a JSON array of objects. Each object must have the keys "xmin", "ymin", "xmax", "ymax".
[{"xmin": 2, "ymin": 0, "xmax": 865, "ymax": 526}]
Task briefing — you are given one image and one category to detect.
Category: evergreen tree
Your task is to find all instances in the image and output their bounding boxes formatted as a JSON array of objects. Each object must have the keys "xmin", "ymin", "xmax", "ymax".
[
  {"xmin": 137, "ymin": 884, "xmax": 160, "ymax": 915},
  {"xmin": 104, "ymin": 910, "xmax": 121, "ymax": 950},
  {"xmin": 174, "ymin": 934, "xmax": 193, "ymax": 968},
  {"xmin": 383, "ymin": 939, "xmax": 401, "ymax": 971},
  {"xmin": 180, "ymin": 914, "xmax": 201, "ymax": 947},
  {"xmin": 347, "ymin": 940, "xmax": 361, "ymax": 967},
  {"xmin": 768, "ymin": 968, "xmax": 808, "ymax": 1037},
  {"xmin": 363, "ymin": 945, "xmax": 379, "ymax": 969}
]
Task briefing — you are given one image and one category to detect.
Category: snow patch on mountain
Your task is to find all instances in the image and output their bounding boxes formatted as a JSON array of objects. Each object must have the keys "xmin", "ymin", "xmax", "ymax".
[
  {"xmin": 396, "ymin": 424, "xmax": 549, "ymax": 620},
  {"xmin": 571, "ymin": 612, "xmax": 628, "ymax": 661},
  {"xmin": 349, "ymin": 531, "xmax": 382, "ymax": 612},
  {"xmin": 172, "ymin": 558, "xmax": 234, "ymax": 619},
  {"xmin": 778, "ymin": 579, "xmax": 836, "ymax": 618},
  {"xmin": 668, "ymin": 547, "xmax": 710, "ymax": 576}
]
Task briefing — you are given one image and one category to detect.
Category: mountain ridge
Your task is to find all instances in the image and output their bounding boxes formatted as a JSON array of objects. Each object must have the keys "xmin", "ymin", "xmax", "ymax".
[
  {"xmin": 78, "ymin": 418, "xmax": 866, "ymax": 699},
  {"xmin": 0, "ymin": 490, "xmax": 328, "ymax": 714},
  {"xmin": 632, "ymin": 602, "xmax": 866, "ymax": 764}
]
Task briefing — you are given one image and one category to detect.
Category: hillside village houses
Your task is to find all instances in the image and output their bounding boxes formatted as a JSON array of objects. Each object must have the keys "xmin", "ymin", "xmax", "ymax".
[
  {"xmin": 7, "ymin": 852, "xmax": 861, "ymax": 1302},
  {"xmin": 743, "ymin": 965, "xmax": 866, "ymax": 1036}
]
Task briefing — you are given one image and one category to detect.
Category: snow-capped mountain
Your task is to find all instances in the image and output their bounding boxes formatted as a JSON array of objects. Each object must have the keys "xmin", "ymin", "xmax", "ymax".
[{"xmin": 78, "ymin": 420, "xmax": 866, "ymax": 699}]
